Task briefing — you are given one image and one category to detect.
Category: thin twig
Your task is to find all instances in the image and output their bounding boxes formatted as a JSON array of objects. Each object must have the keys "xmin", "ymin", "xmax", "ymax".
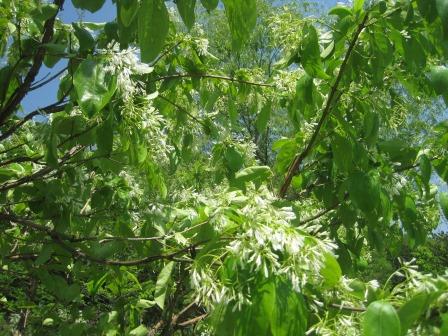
[
  {"xmin": 29, "ymin": 66, "xmax": 68, "ymax": 91},
  {"xmin": 150, "ymin": 72, "xmax": 274, "ymax": 88},
  {"xmin": 158, "ymin": 95, "xmax": 207, "ymax": 127}
]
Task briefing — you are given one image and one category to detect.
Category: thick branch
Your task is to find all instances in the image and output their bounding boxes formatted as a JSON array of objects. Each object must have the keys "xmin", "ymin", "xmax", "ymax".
[
  {"xmin": 0, "ymin": 0, "xmax": 65, "ymax": 126},
  {"xmin": 279, "ymin": 13, "xmax": 369, "ymax": 198}
]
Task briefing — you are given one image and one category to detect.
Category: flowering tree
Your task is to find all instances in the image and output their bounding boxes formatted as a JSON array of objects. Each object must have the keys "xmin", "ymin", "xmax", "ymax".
[{"xmin": 0, "ymin": 0, "xmax": 448, "ymax": 335}]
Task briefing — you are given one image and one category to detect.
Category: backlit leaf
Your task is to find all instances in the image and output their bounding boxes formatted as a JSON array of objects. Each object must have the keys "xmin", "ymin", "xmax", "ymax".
[{"xmin": 138, "ymin": 0, "xmax": 169, "ymax": 63}]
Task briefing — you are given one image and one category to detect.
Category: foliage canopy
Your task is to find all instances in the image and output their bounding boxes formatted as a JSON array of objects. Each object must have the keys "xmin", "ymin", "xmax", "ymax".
[{"xmin": 0, "ymin": 0, "xmax": 448, "ymax": 335}]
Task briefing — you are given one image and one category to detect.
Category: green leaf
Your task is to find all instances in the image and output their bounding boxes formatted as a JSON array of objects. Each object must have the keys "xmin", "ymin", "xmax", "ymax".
[
  {"xmin": 136, "ymin": 299, "xmax": 156, "ymax": 309},
  {"xmin": 234, "ymin": 166, "xmax": 272, "ymax": 185},
  {"xmin": 73, "ymin": 60, "xmax": 117, "ymax": 116},
  {"xmin": 72, "ymin": 23, "xmax": 95, "ymax": 52},
  {"xmin": 222, "ymin": 0, "xmax": 257, "ymax": 50},
  {"xmin": 441, "ymin": 313, "xmax": 448, "ymax": 335},
  {"xmin": 72, "ymin": 0, "xmax": 106, "ymax": 13},
  {"xmin": 363, "ymin": 301, "xmax": 401, "ymax": 336},
  {"xmin": 378, "ymin": 139, "xmax": 418, "ymax": 166},
  {"xmin": 96, "ymin": 112, "xmax": 114, "ymax": 155},
  {"xmin": 154, "ymin": 261, "xmax": 174, "ymax": 309},
  {"xmin": 37, "ymin": 4, "xmax": 59, "ymax": 21},
  {"xmin": 363, "ymin": 112, "xmax": 379, "ymax": 147},
  {"xmin": 200, "ymin": 0, "xmax": 218, "ymax": 11},
  {"xmin": 176, "ymin": 0, "xmax": 196, "ymax": 30},
  {"xmin": 320, "ymin": 253, "xmax": 342, "ymax": 287},
  {"xmin": 332, "ymin": 133, "xmax": 353, "ymax": 173},
  {"xmin": 138, "ymin": 0, "xmax": 169, "ymax": 63},
  {"xmin": 119, "ymin": 0, "xmax": 139, "ymax": 27},
  {"xmin": 256, "ymin": 101, "xmax": 271, "ymax": 133},
  {"xmin": 417, "ymin": 0, "xmax": 438, "ymax": 23},
  {"xmin": 42, "ymin": 318, "xmax": 54, "ymax": 326},
  {"xmin": 348, "ymin": 171, "xmax": 380, "ymax": 214},
  {"xmin": 328, "ymin": 6, "xmax": 352, "ymax": 18},
  {"xmin": 429, "ymin": 66, "xmax": 448, "ymax": 103},
  {"xmin": 419, "ymin": 154, "xmax": 431, "ymax": 185},
  {"xmin": 45, "ymin": 130, "xmax": 59, "ymax": 168},
  {"xmin": 354, "ymin": 0, "xmax": 365, "ymax": 13},
  {"xmin": 300, "ymin": 24, "xmax": 330, "ymax": 80},
  {"xmin": 224, "ymin": 146, "xmax": 244, "ymax": 173},
  {"xmin": 440, "ymin": 192, "xmax": 448, "ymax": 220},
  {"xmin": 212, "ymin": 280, "xmax": 307, "ymax": 336},
  {"xmin": 398, "ymin": 292, "xmax": 429, "ymax": 335},
  {"xmin": 437, "ymin": 0, "xmax": 448, "ymax": 26},
  {"xmin": 129, "ymin": 325, "xmax": 149, "ymax": 336}
]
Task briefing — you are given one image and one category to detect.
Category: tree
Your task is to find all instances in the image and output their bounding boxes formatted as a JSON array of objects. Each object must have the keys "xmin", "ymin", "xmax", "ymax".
[{"xmin": 0, "ymin": 0, "xmax": 448, "ymax": 335}]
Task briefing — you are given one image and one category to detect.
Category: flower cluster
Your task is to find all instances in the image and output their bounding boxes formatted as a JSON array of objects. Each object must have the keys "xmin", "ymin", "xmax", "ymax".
[{"xmin": 188, "ymin": 185, "xmax": 337, "ymax": 306}]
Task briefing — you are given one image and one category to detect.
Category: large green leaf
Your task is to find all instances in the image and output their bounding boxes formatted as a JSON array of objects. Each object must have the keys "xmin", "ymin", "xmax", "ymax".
[
  {"xmin": 347, "ymin": 171, "xmax": 380, "ymax": 214},
  {"xmin": 224, "ymin": 146, "xmax": 244, "ymax": 173},
  {"xmin": 417, "ymin": 0, "xmax": 438, "ymax": 23},
  {"xmin": 72, "ymin": 0, "xmax": 106, "ymax": 13},
  {"xmin": 234, "ymin": 166, "xmax": 272, "ymax": 186},
  {"xmin": 154, "ymin": 261, "xmax": 174, "ymax": 309},
  {"xmin": 362, "ymin": 301, "xmax": 401, "ymax": 336},
  {"xmin": 256, "ymin": 101, "xmax": 271, "ymax": 133},
  {"xmin": 138, "ymin": 0, "xmax": 169, "ymax": 63},
  {"xmin": 300, "ymin": 24, "xmax": 330, "ymax": 80},
  {"xmin": 119, "ymin": 0, "xmax": 139, "ymax": 27},
  {"xmin": 96, "ymin": 112, "xmax": 114, "ymax": 155},
  {"xmin": 176, "ymin": 0, "xmax": 196, "ymax": 30},
  {"xmin": 72, "ymin": 23, "xmax": 95, "ymax": 52},
  {"xmin": 73, "ymin": 60, "xmax": 117, "ymax": 116},
  {"xmin": 222, "ymin": 0, "xmax": 257, "ymax": 50},
  {"xmin": 398, "ymin": 293, "xmax": 429, "ymax": 335},
  {"xmin": 212, "ymin": 280, "xmax": 307, "ymax": 336},
  {"xmin": 429, "ymin": 66, "xmax": 448, "ymax": 102},
  {"xmin": 419, "ymin": 154, "xmax": 431, "ymax": 185},
  {"xmin": 332, "ymin": 133, "xmax": 353, "ymax": 173},
  {"xmin": 320, "ymin": 253, "xmax": 342, "ymax": 287},
  {"xmin": 436, "ymin": 0, "xmax": 448, "ymax": 27},
  {"xmin": 329, "ymin": 5, "xmax": 352, "ymax": 18},
  {"xmin": 130, "ymin": 325, "xmax": 149, "ymax": 336},
  {"xmin": 378, "ymin": 139, "xmax": 418, "ymax": 166}
]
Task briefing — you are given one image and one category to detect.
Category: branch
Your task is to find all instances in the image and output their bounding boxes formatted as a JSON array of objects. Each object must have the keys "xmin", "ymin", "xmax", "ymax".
[
  {"xmin": 29, "ymin": 66, "xmax": 68, "ymax": 91},
  {"xmin": 158, "ymin": 95, "xmax": 207, "ymax": 127},
  {"xmin": 0, "ymin": 145, "xmax": 84, "ymax": 193},
  {"xmin": 298, "ymin": 201, "xmax": 340, "ymax": 225},
  {"xmin": 0, "ymin": 102, "xmax": 68, "ymax": 142},
  {"xmin": 177, "ymin": 313, "xmax": 208, "ymax": 327},
  {"xmin": 151, "ymin": 40, "xmax": 184, "ymax": 66},
  {"xmin": 279, "ymin": 13, "xmax": 369, "ymax": 198},
  {"xmin": 150, "ymin": 72, "xmax": 274, "ymax": 88},
  {"xmin": 0, "ymin": 0, "xmax": 65, "ymax": 126},
  {"xmin": 330, "ymin": 303, "xmax": 366, "ymax": 312},
  {"xmin": 0, "ymin": 155, "xmax": 43, "ymax": 167},
  {"xmin": 0, "ymin": 213, "xmax": 217, "ymax": 267}
]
